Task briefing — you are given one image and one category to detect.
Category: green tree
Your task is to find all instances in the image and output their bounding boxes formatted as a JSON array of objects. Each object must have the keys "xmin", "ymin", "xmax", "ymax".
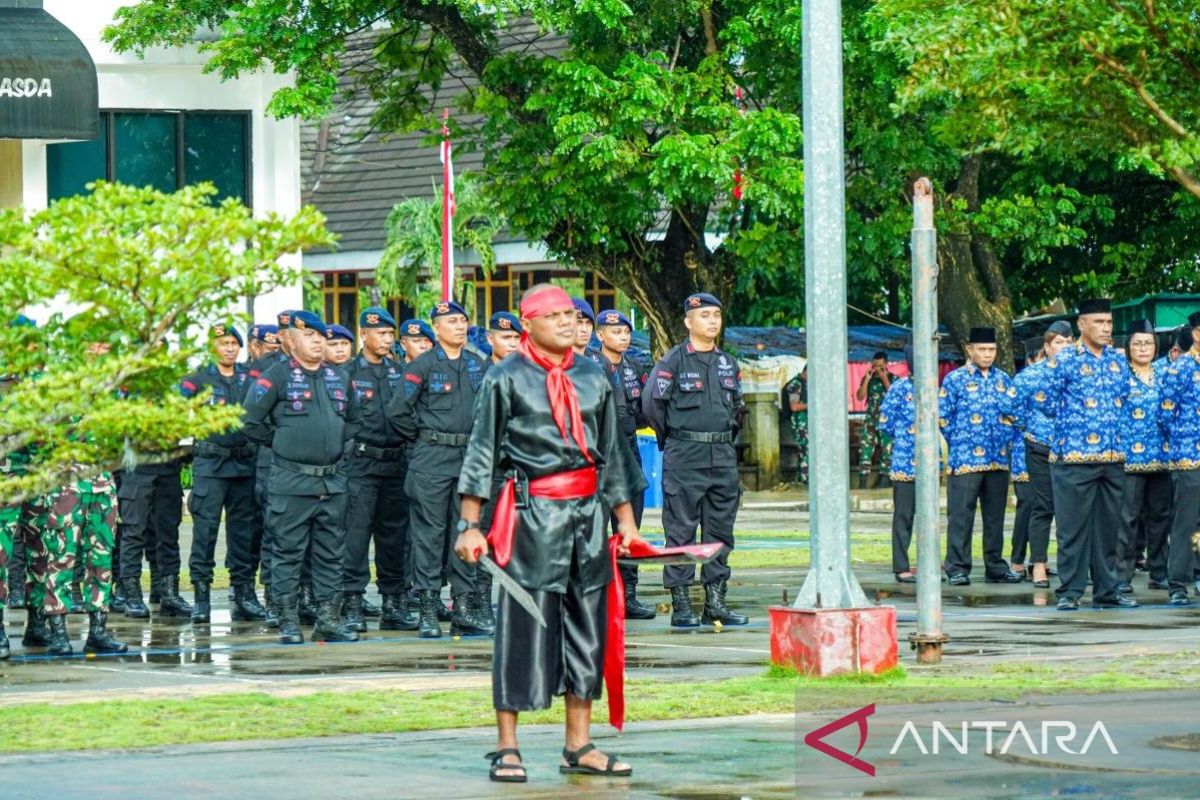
[{"xmin": 0, "ymin": 182, "xmax": 333, "ymax": 504}]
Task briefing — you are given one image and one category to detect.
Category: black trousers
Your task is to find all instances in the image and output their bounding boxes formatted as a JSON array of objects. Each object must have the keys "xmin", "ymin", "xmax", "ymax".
[
  {"xmin": 1166, "ymin": 469, "xmax": 1200, "ymax": 592},
  {"xmin": 945, "ymin": 470, "xmax": 1010, "ymax": 577},
  {"xmin": 661, "ymin": 466, "xmax": 740, "ymax": 589},
  {"xmin": 405, "ymin": 470, "xmax": 475, "ymax": 595},
  {"xmin": 265, "ymin": 492, "xmax": 348, "ymax": 602},
  {"xmin": 1119, "ymin": 471, "xmax": 1170, "ymax": 584},
  {"xmin": 117, "ymin": 470, "xmax": 182, "ymax": 580},
  {"xmin": 891, "ymin": 480, "xmax": 915, "ymax": 574},
  {"xmin": 492, "ymin": 582, "xmax": 606, "ymax": 712},
  {"xmin": 187, "ymin": 474, "xmax": 257, "ymax": 586},
  {"xmin": 1010, "ymin": 481, "xmax": 1033, "ymax": 565},
  {"xmin": 1024, "ymin": 441, "xmax": 1055, "ymax": 565},
  {"xmin": 1051, "ymin": 462, "xmax": 1122, "ymax": 602},
  {"xmin": 611, "ymin": 444, "xmax": 646, "ymax": 589},
  {"xmin": 342, "ymin": 469, "xmax": 409, "ymax": 595}
]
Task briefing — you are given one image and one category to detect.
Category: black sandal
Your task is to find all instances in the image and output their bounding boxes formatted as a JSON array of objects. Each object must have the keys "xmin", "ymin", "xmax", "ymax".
[
  {"xmin": 486, "ymin": 748, "xmax": 527, "ymax": 783},
  {"xmin": 560, "ymin": 743, "xmax": 632, "ymax": 776}
]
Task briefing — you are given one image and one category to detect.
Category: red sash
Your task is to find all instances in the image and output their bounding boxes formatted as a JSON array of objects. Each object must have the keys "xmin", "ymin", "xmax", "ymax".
[{"xmin": 486, "ymin": 466, "xmax": 632, "ymax": 731}]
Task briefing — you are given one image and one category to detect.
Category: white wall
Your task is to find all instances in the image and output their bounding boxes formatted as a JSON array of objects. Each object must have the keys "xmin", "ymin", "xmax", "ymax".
[{"xmin": 20, "ymin": 0, "xmax": 302, "ymax": 322}]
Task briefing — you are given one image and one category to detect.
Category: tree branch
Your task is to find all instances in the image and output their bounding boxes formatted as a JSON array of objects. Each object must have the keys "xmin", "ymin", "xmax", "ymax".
[{"xmin": 1080, "ymin": 38, "xmax": 1191, "ymax": 139}]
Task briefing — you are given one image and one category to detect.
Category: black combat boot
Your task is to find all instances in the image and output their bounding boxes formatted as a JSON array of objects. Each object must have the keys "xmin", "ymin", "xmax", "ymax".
[
  {"xmin": 264, "ymin": 586, "xmax": 281, "ymax": 629},
  {"xmin": 84, "ymin": 611, "xmax": 128, "ymax": 654},
  {"xmin": 231, "ymin": 583, "xmax": 267, "ymax": 621},
  {"xmin": 277, "ymin": 593, "xmax": 304, "ymax": 645},
  {"xmin": 149, "ymin": 574, "xmax": 162, "ymax": 605},
  {"xmin": 418, "ymin": 590, "xmax": 443, "ymax": 639},
  {"xmin": 22, "ymin": 607, "xmax": 50, "ymax": 646},
  {"xmin": 399, "ymin": 589, "xmax": 421, "ymax": 630},
  {"xmin": 670, "ymin": 586, "xmax": 700, "ymax": 628},
  {"xmin": 121, "ymin": 577, "xmax": 149, "ymax": 619},
  {"xmin": 298, "ymin": 584, "xmax": 318, "ymax": 625},
  {"xmin": 379, "ymin": 594, "xmax": 415, "ymax": 631},
  {"xmin": 341, "ymin": 593, "xmax": 367, "ymax": 633},
  {"xmin": 68, "ymin": 582, "xmax": 85, "ymax": 614},
  {"xmin": 158, "ymin": 575, "xmax": 193, "ymax": 618},
  {"xmin": 109, "ymin": 579, "xmax": 126, "ymax": 614},
  {"xmin": 702, "ymin": 580, "xmax": 749, "ymax": 626},
  {"xmin": 361, "ymin": 596, "xmax": 381, "ymax": 618},
  {"xmin": 46, "ymin": 613, "xmax": 72, "ymax": 656},
  {"xmin": 624, "ymin": 581, "xmax": 656, "ymax": 620},
  {"xmin": 475, "ymin": 573, "xmax": 496, "ymax": 629},
  {"xmin": 436, "ymin": 590, "xmax": 452, "ymax": 623},
  {"xmin": 191, "ymin": 583, "xmax": 211, "ymax": 623},
  {"xmin": 451, "ymin": 593, "xmax": 493, "ymax": 636},
  {"xmin": 0, "ymin": 608, "xmax": 9, "ymax": 660},
  {"xmin": 312, "ymin": 594, "xmax": 360, "ymax": 643}
]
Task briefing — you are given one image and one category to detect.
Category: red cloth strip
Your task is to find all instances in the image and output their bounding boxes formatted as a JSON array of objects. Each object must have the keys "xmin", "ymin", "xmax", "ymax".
[
  {"xmin": 517, "ymin": 333, "xmax": 593, "ymax": 462},
  {"xmin": 518, "ymin": 286, "xmax": 573, "ymax": 318},
  {"xmin": 606, "ymin": 535, "xmax": 626, "ymax": 731},
  {"xmin": 486, "ymin": 467, "xmax": 598, "ymax": 569}
]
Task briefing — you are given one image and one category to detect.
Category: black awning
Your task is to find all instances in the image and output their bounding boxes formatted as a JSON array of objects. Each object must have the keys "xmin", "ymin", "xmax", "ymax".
[{"xmin": 0, "ymin": 1, "xmax": 98, "ymax": 140}]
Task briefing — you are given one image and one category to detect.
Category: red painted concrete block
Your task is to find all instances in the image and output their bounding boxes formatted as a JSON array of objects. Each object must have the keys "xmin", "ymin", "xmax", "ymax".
[{"xmin": 768, "ymin": 605, "xmax": 898, "ymax": 676}]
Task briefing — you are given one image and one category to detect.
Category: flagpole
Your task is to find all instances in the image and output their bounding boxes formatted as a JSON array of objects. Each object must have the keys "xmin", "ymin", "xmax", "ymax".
[{"xmin": 440, "ymin": 108, "xmax": 455, "ymax": 302}]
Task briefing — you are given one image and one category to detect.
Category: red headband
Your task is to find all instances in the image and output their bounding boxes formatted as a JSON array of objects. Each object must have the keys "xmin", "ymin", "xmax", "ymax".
[{"xmin": 520, "ymin": 287, "xmax": 573, "ymax": 319}]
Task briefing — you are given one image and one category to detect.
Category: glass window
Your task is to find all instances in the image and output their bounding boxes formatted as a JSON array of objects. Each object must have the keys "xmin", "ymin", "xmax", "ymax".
[
  {"xmin": 46, "ymin": 117, "xmax": 107, "ymax": 200},
  {"xmin": 183, "ymin": 113, "xmax": 248, "ymax": 202},
  {"xmin": 113, "ymin": 113, "xmax": 178, "ymax": 193}
]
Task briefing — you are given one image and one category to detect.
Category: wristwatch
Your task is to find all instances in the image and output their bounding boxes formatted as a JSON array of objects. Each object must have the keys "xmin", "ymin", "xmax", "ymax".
[{"xmin": 455, "ymin": 519, "xmax": 481, "ymax": 534}]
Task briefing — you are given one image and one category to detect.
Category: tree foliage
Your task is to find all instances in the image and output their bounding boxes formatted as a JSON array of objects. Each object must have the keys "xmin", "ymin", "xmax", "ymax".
[{"xmin": 0, "ymin": 182, "xmax": 333, "ymax": 504}]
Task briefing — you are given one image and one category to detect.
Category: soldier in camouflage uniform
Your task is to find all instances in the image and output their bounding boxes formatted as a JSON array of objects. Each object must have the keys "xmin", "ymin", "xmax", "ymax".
[
  {"xmin": 856, "ymin": 351, "xmax": 894, "ymax": 488},
  {"xmin": 0, "ymin": 449, "xmax": 41, "ymax": 660},
  {"xmin": 784, "ymin": 367, "xmax": 808, "ymax": 484}
]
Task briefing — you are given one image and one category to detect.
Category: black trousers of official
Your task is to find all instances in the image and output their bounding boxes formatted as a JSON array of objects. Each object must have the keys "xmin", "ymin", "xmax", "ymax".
[
  {"xmin": 187, "ymin": 474, "xmax": 258, "ymax": 586},
  {"xmin": 1010, "ymin": 481, "xmax": 1033, "ymax": 565},
  {"xmin": 342, "ymin": 469, "xmax": 409, "ymax": 596},
  {"xmin": 661, "ymin": 465, "xmax": 740, "ymax": 588},
  {"xmin": 405, "ymin": 470, "xmax": 475, "ymax": 596},
  {"xmin": 945, "ymin": 470, "xmax": 1010, "ymax": 578},
  {"xmin": 1051, "ymin": 462, "xmax": 1123, "ymax": 602},
  {"xmin": 611, "ymin": 443, "xmax": 646, "ymax": 589},
  {"xmin": 891, "ymin": 480, "xmax": 915, "ymax": 574},
  {"xmin": 1166, "ymin": 469, "xmax": 1200, "ymax": 593},
  {"xmin": 266, "ymin": 492, "xmax": 348, "ymax": 603},
  {"xmin": 1119, "ymin": 471, "xmax": 1170, "ymax": 584},
  {"xmin": 1024, "ymin": 442, "xmax": 1055, "ymax": 565},
  {"xmin": 117, "ymin": 471, "xmax": 182, "ymax": 581}
]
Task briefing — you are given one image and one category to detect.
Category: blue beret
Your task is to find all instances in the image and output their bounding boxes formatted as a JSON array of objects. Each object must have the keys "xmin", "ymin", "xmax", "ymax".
[
  {"xmin": 360, "ymin": 306, "xmax": 396, "ymax": 329},
  {"xmin": 596, "ymin": 309, "xmax": 632, "ymax": 329},
  {"xmin": 210, "ymin": 323, "xmax": 244, "ymax": 347},
  {"xmin": 276, "ymin": 309, "xmax": 298, "ymax": 328},
  {"xmin": 572, "ymin": 297, "xmax": 595, "ymax": 324},
  {"xmin": 251, "ymin": 323, "xmax": 279, "ymax": 343},
  {"xmin": 288, "ymin": 310, "xmax": 327, "ymax": 336},
  {"xmin": 488, "ymin": 311, "xmax": 523, "ymax": 334},
  {"xmin": 325, "ymin": 324, "xmax": 355, "ymax": 343},
  {"xmin": 684, "ymin": 293, "xmax": 722, "ymax": 312},
  {"xmin": 429, "ymin": 300, "xmax": 468, "ymax": 320},
  {"xmin": 399, "ymin": 319, "xmax": 435, "ymax": 342}
]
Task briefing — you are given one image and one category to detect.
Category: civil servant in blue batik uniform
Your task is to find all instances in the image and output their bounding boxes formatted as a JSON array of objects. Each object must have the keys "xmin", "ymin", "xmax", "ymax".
[{"xmin": 1157, "ymin": 310, "xmax": 1200, "ymax": 606}]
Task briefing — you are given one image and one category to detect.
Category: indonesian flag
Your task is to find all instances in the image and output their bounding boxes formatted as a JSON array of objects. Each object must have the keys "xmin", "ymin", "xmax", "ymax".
[{"xmin": 440, "ymin": 109, "xmax": 456, "ymax": 302}]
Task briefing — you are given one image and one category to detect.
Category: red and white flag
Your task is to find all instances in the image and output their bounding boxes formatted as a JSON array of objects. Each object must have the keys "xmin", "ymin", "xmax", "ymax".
[{"xmin": 440, "ymin": 108, "xmax": 456, "ymax": 301}]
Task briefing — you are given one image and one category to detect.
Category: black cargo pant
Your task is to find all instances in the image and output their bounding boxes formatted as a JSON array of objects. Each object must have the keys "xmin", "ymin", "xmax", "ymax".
[
  {"xmin": 1052, "ymin": 462, "xmax": 1122, "ymax": 602},
  {"xmin": 117, "ymin": 469, "xmax": 182, "ymax": 582},
  {"xmin": 342, "ymin": 457, "xmax": 409, "ymax": 596},
  {"xmin": 255, "ymin": 450, "xmax": 273, "ymax": 589},
  {"xmin": 188, "ymin": 473, "xmax": 258, "ymax": 586},
  {"xmin": 945, "ymin": 469, "xmax": 1010, "ymax": 578},
  {"xmin": 891, "ymin": 480, "xmax": 915, "ymax": 574},
  {"xmin": 661, "ymin": 465, "xmax": 740, "ymax": 588},
  {"xmin": 1166, "ymin": 469, "xmax": 1200, "ymax": 593},
  {"xmin": 405, "ymin": 470, "xmax": 475, "ymax": 596},
  {"xmin": 611, "ymin": 438, "xmax": 646, "ymax": 589},
  {"xmin": 1119, "ymin": 471, "xmax": 1170, "ymax": 585},
  {"xmin": 266, "ymin": 489, "xmax": 348, "ymax": 604}
]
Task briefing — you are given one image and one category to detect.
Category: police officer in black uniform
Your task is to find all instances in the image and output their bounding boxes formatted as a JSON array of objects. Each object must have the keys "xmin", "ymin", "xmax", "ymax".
[
  {"xmin": 181, "ymin": 324, "xmax": 263, "ymax": 623},
  {"xmin": 643, "ymin": 292, "xmax": 748, "ymax": 628},
  {"xmin": 242, "ymin": 310, "xmax": 363, "ymax": 644},
  {"xmin": 245, "ymin": 311, "xmax": 295, "ymax": 626},
  {"xmin": 340, "ymin": 307, "xmax": 413, "ymax": 632},
  {"xmin": 116, "ymin": 443, "xmax": 188, "ymax": 619},
  {"xmin": 388, "ymin": 300, "xmax": 490, "ymax": 639},
  {"xmin": 591, "ymin": 309, "xmax": 655, "ymax": 619}
]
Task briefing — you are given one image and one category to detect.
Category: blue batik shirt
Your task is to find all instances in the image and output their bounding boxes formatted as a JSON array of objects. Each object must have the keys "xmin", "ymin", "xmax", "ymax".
[
  {"xmin": 1158, "ymin": 348, "xmax": 1200, "ymax": 470},
  {"xmin": 939, "ymin": 362, "xmax": 1012, "ymax": 475},
  {"xmin": 879, "ymin": 377, "xmax": 915, "ymax": 481},
  {"xmin": 1122, "ymin": 367, "xmax": 1167, "ymax": 472},
  {"xmin": 1006, "ymin": 361, "xmax": 1055, "ymax": 447},
  {"xmin": 1010, "ymin": 426, "xmax": 1028, "ymax": 482},
  {"xmin": 1033, "ymin": 342, "xmax": 1130, "ymax": 464}
]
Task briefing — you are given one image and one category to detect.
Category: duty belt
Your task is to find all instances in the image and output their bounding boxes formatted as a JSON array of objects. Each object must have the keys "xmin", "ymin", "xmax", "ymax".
[
  {"xmin": 420, "ymin": 429, "xmax": 470, "ymax": 447},
  {"xmin": 352, "ymin": 441, "xmax": 405, "ymax": 461},
  {"xmin": 193, "ymin": 441, "xmax": 255, "ymax": 460},
  {"xmin": 668, "ymin": 429, "xmax": 734, "ymax": 444},
  {"xmin": 273, "ymin": 455, "xmax": 339, "ymax": 477}
]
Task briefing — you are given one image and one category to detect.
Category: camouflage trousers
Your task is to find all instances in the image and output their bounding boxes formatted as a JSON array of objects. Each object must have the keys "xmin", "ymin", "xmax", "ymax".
[
  {"xmin": 789, "ymin": 411, "xmax": 809, "ymax": 484},
  {"xmin": 858, "ymin": 418, "xmax": 892, "ymax": 481},
  {"xmin": 28, "ymin": 483, "xmax": 116, "ymax": 615},
  {"xmin": 0, "ymin": 497, "xmax": 46, "ymax": 609}
]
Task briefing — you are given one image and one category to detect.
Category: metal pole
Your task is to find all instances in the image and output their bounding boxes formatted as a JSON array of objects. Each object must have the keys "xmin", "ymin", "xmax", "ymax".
[
  {"xmin": 793, "ymin": 0, "xmax": 868, "ymax": 610},
  {"xmin": 909, "ymin": 178, "xmax": 949, "ymax": 662}
]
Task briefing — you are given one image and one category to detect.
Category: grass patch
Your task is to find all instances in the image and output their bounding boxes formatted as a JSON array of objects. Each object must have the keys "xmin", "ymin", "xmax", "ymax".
[{"xmin": 1, "ymin": 655, "xmax": 1193, "ymax": 753}]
